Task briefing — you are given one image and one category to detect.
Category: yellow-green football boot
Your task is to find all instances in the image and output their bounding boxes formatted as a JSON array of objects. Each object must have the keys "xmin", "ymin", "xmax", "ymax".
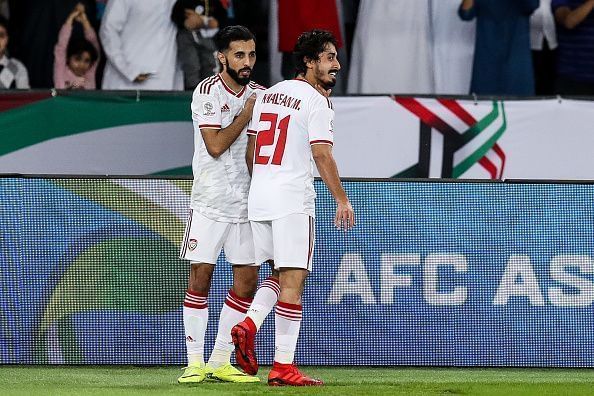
[
  {"xmin": 207, "ymin": 363, "xmax": 260, "ymax": 383},
  {"xmin": 178, "ymin": 363, "xmax": 207, "ymax": 384}
]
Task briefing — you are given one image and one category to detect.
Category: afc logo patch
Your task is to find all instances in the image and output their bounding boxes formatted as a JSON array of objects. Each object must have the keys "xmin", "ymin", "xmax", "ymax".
[{"xmin": 203, "ymin": 102, "xmax": 216, "ymax": 117}]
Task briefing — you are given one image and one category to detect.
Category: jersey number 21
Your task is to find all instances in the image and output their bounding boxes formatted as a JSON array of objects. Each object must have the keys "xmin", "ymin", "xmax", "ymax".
[{"xmin": 254, "ymin": 113, "xmax": 290, "ymax": 165}]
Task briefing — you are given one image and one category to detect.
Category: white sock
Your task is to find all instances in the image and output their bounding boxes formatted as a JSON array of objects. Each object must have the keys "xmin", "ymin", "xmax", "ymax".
[
  {"xmin": 208, "ymin": 289, "xmax": 252, "ymax": 368},
  {"xmin": 274, "ymin": 301, "xmax": 302, "ymax": 364},
  {"xmin": 183, "ymin": 290, "xmax": 208, "ymax": 366},
  {"xmin": 246, "ymin": 276, "xmax": 280, "ymax": 330}
]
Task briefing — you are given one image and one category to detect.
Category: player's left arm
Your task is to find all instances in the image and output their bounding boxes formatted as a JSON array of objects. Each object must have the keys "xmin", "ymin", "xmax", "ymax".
[{"xmin": 312, "ymin": 144, "xmax": 355, "ymax": 230}]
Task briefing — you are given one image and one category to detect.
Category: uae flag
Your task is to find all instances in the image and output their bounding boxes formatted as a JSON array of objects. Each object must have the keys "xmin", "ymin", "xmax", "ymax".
[{"xmin": 394, "ymin": 97, "xmax": 507, "ymax": 179}]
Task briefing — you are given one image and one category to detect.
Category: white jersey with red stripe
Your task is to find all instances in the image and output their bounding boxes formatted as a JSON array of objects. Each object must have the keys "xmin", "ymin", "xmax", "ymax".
[
  {"xmin": 190, "ymin": 74, "xmax": 266, "ymax": 223},
  {"xmin": 247, "ymin": 79, "xmax": 334, "ymax": 221}
]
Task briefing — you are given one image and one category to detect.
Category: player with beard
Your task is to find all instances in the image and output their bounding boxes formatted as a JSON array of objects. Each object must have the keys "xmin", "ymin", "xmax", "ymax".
[
  {"xmin": 178, "ymin": 25, "xmax": 267, "ymax": 384},
  {"xmin": 232, "ymin": 29, "xmax": 355, "ymax": 386}
]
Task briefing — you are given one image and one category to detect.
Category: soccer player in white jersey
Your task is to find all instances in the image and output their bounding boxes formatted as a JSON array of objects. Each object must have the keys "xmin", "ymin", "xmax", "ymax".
[
  {"xmin": 232, "ymin": 30, "xmax": 355, "ymax": 386},
  {"xmin": 178, "ymin": 25, "xmax": 267, "ymax": 384}
]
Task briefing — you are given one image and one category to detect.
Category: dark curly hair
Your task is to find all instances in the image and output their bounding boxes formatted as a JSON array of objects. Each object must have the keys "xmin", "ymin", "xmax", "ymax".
[
  {"xmin": 292, "ymin": 29, "xmax": 337, "ymax": 77},
  {"xmin": 213, "ymin": 25, "xmax": 255, "ymax": 52},
  {"xmin": 67, "ymin": 38, "xmax": 99, "ymax": 64}
]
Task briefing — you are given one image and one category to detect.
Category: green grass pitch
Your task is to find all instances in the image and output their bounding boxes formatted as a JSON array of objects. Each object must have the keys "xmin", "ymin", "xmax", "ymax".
[{"xmin": 1, "ymin": 366, "xmax": 594, "ymax": 395}]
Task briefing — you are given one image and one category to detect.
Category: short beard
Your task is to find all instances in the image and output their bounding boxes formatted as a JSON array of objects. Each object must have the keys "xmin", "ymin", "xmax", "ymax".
[
  {"xmin": 317, "ymin": 70, "xmax": 337, "ymax": 89},
  {"xmin": 323, "ymin": 78, "xmax": 337, "ymax": 89},
  {"xmin": 226, "ymin": 61, "xmax": 251, "ymax": 86}
]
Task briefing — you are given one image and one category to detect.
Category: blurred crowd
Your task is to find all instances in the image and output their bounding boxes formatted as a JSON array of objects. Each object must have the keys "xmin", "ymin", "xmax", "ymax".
[{"xmin": 0, "ymin": 0, "xmax": 592, "ymax": 95}]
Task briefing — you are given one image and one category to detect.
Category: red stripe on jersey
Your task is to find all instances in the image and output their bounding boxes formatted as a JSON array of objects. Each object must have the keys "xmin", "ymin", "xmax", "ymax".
[
  {"xmin": 246, "ymin": 129, "xmax": 257, "ymax": 135},
  {"xmin": 204, "ymin": 80, "xmax": 216, "ymax": 94},
  {"xmin": 310, "ymin": 140, "xmax": 333, "ymax": 146},
  {"xmin": 249, "ymin": 82, "xmax": 267, "ymax": 90},
  {"xmin": 198, "ymin": 75, "xmax": 217, "ymax": 94},
  {"xmin": 199, "ymin": 124, "xmax": 221, "ymax": 129}
]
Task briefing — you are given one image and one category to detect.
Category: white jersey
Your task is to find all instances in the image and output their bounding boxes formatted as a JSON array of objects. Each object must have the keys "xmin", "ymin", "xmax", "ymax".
[
  {"xmin": 247, "ymin": 79, "xmax": 334, "ymax": 221},
  {"xmin": 190, "ymin": 74, "xmax": 266, "ymax": 223}
]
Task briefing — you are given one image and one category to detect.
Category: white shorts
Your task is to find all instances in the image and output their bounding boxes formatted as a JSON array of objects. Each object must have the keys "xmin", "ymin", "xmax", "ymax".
[
  {"xmin": 250, "ymin": 213, "xmax": 315, "ymax": 271},
  {"xmin": 180, "ymin": 210, "xmax": 256, "ymax": 265}
]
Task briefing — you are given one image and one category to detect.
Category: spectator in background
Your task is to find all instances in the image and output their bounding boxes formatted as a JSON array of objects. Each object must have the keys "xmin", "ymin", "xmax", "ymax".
[
  {"xmin": 54, "ymin": 3, "xmax": 100, "ymax": 89},
  {"xmin": 95, "ymin": 0, "xmax": 107, "ymax": 20},
  {"xmin": 459, "ymin": 0, "xmax": 539, "ymax": 96},
  {"xmin": 277, "ymin": 0, "xmax": 343, "ymax": 81},
  {"xmin": 233, "ymin": 0, "xmax": 270, "ymax": 86},
  {"xmin": 531, "ymin": 0, "xmax": 558, "ymax": 95},
  {"xmin": 432, "ymin": 0, "xmax": 476, "ymax": 94},
  {"xmin": 100, "ymin": 0, "xmax": 183, "ymax": 90},
  {"xmin": 8, "ymin": 0, "xmax": 97, "ymax": 88},
  {"xmin": 552, "ymin": 0, "xmax": 594, "ymax": 94},
  {"xmin": 171, "ymin": 0, "xmax": 228, "ymax": 90},
  {"xmin": 0, "ymin": 15, "xmax": 29, "ymax": 89},
  {"xmin": 348, "ymin": 0, "xmax": 434, "ymax": 94},
  {"xmin": 0, "ymin": 0, "xmax": 8, "ymax": 19}
]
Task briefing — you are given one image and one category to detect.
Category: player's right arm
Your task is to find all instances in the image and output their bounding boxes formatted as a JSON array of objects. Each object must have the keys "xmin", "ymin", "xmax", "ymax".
[
  {"xmin": 246, "ymin": 135, "xmax": 256, "ymax": 176},
  {"xmin": 312, "ymin": 144, "xmax": 355, "ymax": 230},
  {"xmin": 308, "ymin": 95, "xmax": 354, "ymax": 230},
  {"xmin": 193, "ymin": 93, "xmax": 256, "ymax": 158}
]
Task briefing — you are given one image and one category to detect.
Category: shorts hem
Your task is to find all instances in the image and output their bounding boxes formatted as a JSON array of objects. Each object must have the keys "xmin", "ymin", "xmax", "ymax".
[
  {"xmin": 182, "ymin": 256, "xmax": 218, "ymax": 265},
  {"xmin": 273, "ymin": 262, "xmax": 311, "ymax": 271},
  {"xmin": 227, "ymin": 257, "xmax": 258, "ymax": 266}
]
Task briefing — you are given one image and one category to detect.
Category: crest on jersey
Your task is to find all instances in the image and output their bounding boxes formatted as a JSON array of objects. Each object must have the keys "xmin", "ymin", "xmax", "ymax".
[
  {"xmin": 203, "ymin": 102, "xmax": 215, "ymax": 117},
  {"xmin": 188, "ymin": 239, "xmax": 197, "ymax": 251}
]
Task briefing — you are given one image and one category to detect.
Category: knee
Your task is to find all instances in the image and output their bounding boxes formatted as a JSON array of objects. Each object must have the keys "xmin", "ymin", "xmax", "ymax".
[
  {"xmin": 278, "ymin": 288, "xmax": 302, "ymax": 305},
  {"xmin": 232, "ymin": 268, "xmax": 259, "ymax": 298},
  {"xmin": 188, "ymin": 263, "xmax": 214, "ymax": 294}
]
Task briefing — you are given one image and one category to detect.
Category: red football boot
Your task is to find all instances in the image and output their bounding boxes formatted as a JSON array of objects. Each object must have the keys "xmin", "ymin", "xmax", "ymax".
[
  {"xmin": 231, "ymin": 318, "xmax": 258, "ymax": 375},
  {"xmin": 267, "ymin": 362, "xmax": 324, "ymax": 386}
]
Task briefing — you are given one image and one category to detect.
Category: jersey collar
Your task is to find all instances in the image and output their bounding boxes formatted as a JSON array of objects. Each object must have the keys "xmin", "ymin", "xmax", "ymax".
[{"xmin": 218, "ymin": 73, "xmax": 247, "ymax": 98}]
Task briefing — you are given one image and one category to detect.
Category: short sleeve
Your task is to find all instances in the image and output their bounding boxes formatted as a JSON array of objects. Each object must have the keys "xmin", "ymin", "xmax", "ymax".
[
  {"xmin": 191, "ymin": 92, "xmax": 222, "ymax": 130},
  {"xmin": 308, "ymin": 96, "xmax": 334, "ymax": 146}
]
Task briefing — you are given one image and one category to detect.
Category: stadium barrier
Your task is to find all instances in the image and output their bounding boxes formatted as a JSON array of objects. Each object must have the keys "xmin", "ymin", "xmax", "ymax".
[
  {"xmin": 1, "ymin": 175, "xmax": 593, "ymax": 366},
  {"xmin": 2, "ymin": 91, "xmax": 594, "ymax": 179}
]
